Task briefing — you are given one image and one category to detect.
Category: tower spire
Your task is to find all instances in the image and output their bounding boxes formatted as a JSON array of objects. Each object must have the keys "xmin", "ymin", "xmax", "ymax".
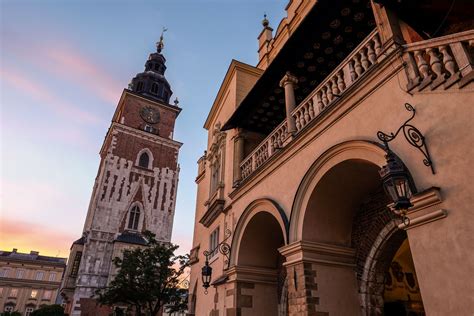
[{"xmin": 156, "ymin": 27, "xmax": 168, "ymax": 53}]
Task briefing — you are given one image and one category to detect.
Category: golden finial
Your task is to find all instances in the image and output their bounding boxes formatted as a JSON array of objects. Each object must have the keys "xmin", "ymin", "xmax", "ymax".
[{"xmin": 156, "ymin": 27, "xmax": 168, "ymax": 53}]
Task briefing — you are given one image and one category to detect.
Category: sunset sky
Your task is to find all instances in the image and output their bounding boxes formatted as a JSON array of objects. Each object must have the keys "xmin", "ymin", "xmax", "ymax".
[{"xmin": 0, "ymin": 0, "xmax": 288, "ymax": 258}]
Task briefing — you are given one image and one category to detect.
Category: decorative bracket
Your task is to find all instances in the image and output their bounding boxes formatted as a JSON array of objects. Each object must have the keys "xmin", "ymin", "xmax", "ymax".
[
  {"xmin": 203, "ymin": 229, "xmax": 232, "ymax": 269},
  {"xmin": 377, "ymin": 103, "xmax": 435, "ymax": 174}
]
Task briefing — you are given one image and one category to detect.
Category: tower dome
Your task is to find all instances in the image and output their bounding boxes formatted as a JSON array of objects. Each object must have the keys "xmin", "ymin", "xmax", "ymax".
[{"xmin": 129, "ymin": 32, "xmax": 173, "ymax": 104}]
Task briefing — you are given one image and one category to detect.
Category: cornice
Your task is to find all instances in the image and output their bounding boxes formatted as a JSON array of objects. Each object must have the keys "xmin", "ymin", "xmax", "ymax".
[
  {"xmin": 396, "ymin": 187, "xmax": 447, "ymax": 230},
  {"xmin": 279, "ymin": 240, "xmax": 355, "ymax": 267},
  {"xmin": 204, "ymin": 60, "xmax": 263, "ymax": 130},
  {"xmin": 111, "ymin": 122, "xmax": 183, "ymax": 149}
]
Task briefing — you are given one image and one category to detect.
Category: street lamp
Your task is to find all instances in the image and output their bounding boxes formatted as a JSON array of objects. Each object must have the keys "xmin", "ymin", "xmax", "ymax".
[
  {"xmin": 200, "ymin": 229, "xmax": 232, "ymax": 294},
  {"xmin": 377, "ymin": 103, "xmax": 433, "ymax": 226},
  {"xmin": 201, "ymin": 257, "xmax": 212, "ymax": 294},
  {"xmin": 379, "ymin": 149, "xmax": 413, "ymax": 225}
]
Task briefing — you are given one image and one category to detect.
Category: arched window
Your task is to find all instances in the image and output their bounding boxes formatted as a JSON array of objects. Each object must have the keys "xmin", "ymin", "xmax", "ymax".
[
  {"xmin": 139, "ymin": 152, "xmax": 150, "ymax": 168},
  {"xmin": 128, "ymin": 206, "xmax": 140, "ymax": 230},
  {"xmin": 151, "ymin": 83, "xmax": 158, "ymax": 94},
  {"xmin": 136, "ymin": 81, "xmax": 144, "ymax": 92}
]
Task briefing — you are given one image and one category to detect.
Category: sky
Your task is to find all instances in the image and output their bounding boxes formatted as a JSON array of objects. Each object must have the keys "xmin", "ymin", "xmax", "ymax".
[{"xmin": 0, "ymin": 0, "xmax": 288, "ymax": 258}]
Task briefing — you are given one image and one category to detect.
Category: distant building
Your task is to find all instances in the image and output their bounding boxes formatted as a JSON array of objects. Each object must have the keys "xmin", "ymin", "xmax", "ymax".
[
  {"xmin": 188, "ymin": 0, "xmax": 474, "ymax": 315},
  {"xmin": 59, "ymin": 35, "xmax": 182, "ymax": 315},
  {"xmin": 0, "ymin": 249, "xmax": 66, "ymax": 315}
]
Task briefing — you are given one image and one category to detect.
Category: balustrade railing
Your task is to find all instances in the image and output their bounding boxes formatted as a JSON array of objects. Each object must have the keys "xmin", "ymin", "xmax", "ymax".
[
  {"xmin": 293, "ymin": 30, "xmax": 382, "ymax": 132},
  {"xmin": 239, "ymin": 29, "xmax": 474, "ymax": 181},
  {"xmin": 403, "ymin": 30, "xmax": 474, "ymax": 91},
  {"xmin": 239, "ymin": 30, "xmax": 383, "ymax": 181}
]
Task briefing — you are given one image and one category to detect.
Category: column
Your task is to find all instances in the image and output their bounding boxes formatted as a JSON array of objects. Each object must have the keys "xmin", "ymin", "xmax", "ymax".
[
  {"xmin": 233, "ymin": 129, "xmax": 245, "ymax": 185},
  {"xmin": 279, "ymin": 71, "xmax": 298, "ymax": 135}
]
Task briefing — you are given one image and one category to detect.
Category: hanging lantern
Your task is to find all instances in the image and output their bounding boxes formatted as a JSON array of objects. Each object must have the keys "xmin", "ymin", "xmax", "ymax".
[
  {"xmin": 201, "ymin": 258, "xmax": 212, "ymax": 293},
  {"xmin": 379, "ymin": 150, "xmax": 413, "ymax": 224}
]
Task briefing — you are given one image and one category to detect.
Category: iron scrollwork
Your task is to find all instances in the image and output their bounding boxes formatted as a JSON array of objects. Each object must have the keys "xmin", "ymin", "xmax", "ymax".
[
  {"xmin": 203, "ymin": 228, "xmax": 232, "ymax": 269},
  {"xmin": 377, "ymin": 103, "xmax": 435, "ymax": 174}
]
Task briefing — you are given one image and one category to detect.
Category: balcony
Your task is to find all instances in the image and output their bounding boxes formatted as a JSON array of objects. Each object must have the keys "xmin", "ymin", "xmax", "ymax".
[{"xmin": 239, "ymin": 29, "xmax": 474, "ymax": 182}]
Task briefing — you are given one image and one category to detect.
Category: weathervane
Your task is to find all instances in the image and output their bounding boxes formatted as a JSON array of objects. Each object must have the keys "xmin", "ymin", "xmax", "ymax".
[{"xmin": 157, "ymin": 27, "xmax": 168, "ymax": 53}]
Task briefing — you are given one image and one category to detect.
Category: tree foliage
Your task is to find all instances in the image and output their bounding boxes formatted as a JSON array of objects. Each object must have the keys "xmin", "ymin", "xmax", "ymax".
[
  {"xmin": 96, "ymin": 231, "xmax": 189, "ymax": 316},
  {"xmin": 30, "ymin": 305, "xmax": 65, "ymax": 316}
]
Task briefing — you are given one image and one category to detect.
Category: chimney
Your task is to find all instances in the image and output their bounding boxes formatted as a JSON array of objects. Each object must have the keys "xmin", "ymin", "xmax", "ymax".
[
  {"xmin": 12, "ymin": 248, "xmax": 17, "ymax": 253},
  {"xmin": 30, "ymin": 251, "xmax": 39, "ymax": 256}
]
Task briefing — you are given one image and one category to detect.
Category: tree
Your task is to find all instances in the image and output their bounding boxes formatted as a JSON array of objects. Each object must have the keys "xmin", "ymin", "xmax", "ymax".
[
  {"xmin": 96, "ymin": 231, "xmax": 189, "ymax": 316},
  {"xmin": 30, "ymin": 305, "xmax": 65, "ymax": 316}
]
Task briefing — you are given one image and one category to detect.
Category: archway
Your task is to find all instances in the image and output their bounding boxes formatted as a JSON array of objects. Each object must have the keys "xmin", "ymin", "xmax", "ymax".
[
  {"xmin": 231, "ymin": 199, "xmax": 288, "ymax": 316},
  {"xmin": 287, "ymin": 141, "xmax": 424, "ymax": 315}
]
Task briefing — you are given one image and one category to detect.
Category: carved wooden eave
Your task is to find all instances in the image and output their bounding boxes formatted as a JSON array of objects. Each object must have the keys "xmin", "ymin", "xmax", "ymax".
[
  {"xmin": 222, "ymin": 0, "xmax": 377, "ymax": 134},
  {"xmin": 199, "ymin": 198, "xmax": 226, "ymax": 228}
]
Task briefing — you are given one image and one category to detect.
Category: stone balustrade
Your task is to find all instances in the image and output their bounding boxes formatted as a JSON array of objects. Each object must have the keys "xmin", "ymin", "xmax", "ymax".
[
  {"xmin": 403, "ymin": 29, "xmax": 474, "ymax": 91},
  {"xmin": 238, "ymin": 30, "xmax": 474, "ymax": 182},
  {"xmin": 293, "ymin": 30, "xmax": 382, "ymax": 132},
  {"xmin": 238, "ymin": 30, "xmax": 383, "ymax": 181}
]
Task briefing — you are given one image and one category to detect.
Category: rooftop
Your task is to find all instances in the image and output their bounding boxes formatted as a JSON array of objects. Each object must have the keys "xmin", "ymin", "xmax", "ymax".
[{"xmin": 0, "ymin": 249, "xmax": 67, "ymax": 265}]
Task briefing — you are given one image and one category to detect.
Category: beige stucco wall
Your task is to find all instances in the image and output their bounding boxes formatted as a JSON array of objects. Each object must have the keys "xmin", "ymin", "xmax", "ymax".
[{"xmin": 190, "ymin": 25, "xmax": 474, "ymax": 316}]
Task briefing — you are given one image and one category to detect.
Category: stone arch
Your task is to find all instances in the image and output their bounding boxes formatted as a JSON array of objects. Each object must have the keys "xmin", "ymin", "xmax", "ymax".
[
  {"xmin": 289, "ymin": 140, "xmax": 387, "ymax": 243},
  {"xmin": 230, "ymin": 198, "xmax": 288, "ymax": 267}
]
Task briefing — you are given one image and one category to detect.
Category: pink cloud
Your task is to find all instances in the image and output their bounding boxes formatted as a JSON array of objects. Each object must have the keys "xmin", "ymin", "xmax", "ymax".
[
  {"xmin": 0, "ymin": 218, "xmax": 76, "ymax": 258},
  {"xmin": 44, "ymin": 46, "xmax": 123, "ymax": 105},
  {"xmin": 1, "ymin": 67, "xmax": 101, "ymax": 125}
]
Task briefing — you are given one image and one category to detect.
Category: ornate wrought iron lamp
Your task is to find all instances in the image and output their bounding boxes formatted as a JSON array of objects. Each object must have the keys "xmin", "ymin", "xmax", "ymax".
[
  {"xmin": 377, "ymin": 103, "xmax": 433, "ymax": 226},
  {"xmin": 201, "ymin": 229, "xmax": 232, "ymax": 294}
]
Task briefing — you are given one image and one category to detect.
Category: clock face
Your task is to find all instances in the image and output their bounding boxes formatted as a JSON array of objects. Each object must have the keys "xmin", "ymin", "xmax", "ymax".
[{"xmin": 140, "ymin": 106, "xmax": 160, "ymax": 124}]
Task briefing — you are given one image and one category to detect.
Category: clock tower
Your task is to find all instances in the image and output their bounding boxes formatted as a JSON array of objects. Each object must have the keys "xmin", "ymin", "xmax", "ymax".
[{"xmin": 60, "ymin": 35, "xmax": 182, "ymax": 315}]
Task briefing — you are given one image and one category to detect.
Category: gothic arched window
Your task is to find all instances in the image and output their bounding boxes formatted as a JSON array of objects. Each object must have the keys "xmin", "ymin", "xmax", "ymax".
[
  {"xmin": 139, "ymin": 152, "xmax": 150, "ymax": 168},
  {"xmin": 151, "ymin": 83, "xmax": 158, "ymax": 94},
  {"xmin": 128, "ymin": 206, "xmax": 140, "ymax": 230}
]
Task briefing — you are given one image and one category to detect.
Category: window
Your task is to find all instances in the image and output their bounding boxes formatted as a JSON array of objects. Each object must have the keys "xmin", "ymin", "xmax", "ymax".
[
  {"xmin": 16, "ymin": 269, "xmax": 24, "ymax": 279},
  {"xmin": 136, "ymin": 81, "xmax": 144, "ymax": 92},
  {"xmin": 48, "ymin": 272, "xmax": 56, "ymax": 282},
  {"xmin": 25, "ymin": 307, "xmax": 34, "ymax": 316},
  {"xmin": 4, "ymin": 305, "xmax": 14, "ymax": 312},
  {"xmin": 70, "ymin": 251, "xmax": 82, "ymax": 277},
  {"xmin": 151, "ymin": 83, "xmax": 158, "ymax": 94},
  {"xmin": 209, "ymin": 227, "xmax": 220, "ymax": 258},
  {"xmin": 43, "ymin": 290, "xmax": 52, "ymax": 300},
  {"xmin": 9, "ymin": 288, "xmax": 18, "ymax": 298},
  {"xmin": 139, "ymin": 152, "xmax": 150, "ymax": 168},
  {"xmin": 210, "ymin": 155, "xmax": 221, "ymax": 194},
  {"xmin": 0, "ymin": 268, "xmax": 9, "ymax": 277},
  {"xmin": 128, "ymin": 205, "xmax": 140, "ymax": 230},
  {"xmin": 35, "ymin": 271, "xmax": 44, "ymax": 280},
  {"xmin": 144, "ymin": 125, "xmax": 155, "ymax": 133},
  {"xmin": 30, "ymin": 289, "xmax": 38, "ymax": 299}
]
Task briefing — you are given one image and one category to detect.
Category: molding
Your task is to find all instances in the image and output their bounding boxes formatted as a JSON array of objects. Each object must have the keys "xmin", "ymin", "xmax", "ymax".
[
  {"xmin": 204, "ymin": 60, "xmax": 263, "ymax": 129},
  {"xmin": 226, "ymin": 265, "xmax": 278, "ymax": 285},
  {"xmin": 112, "ymin": 122, "xmax": 183, "ymax": 149},
  {"xmin": 279, "ymin": 240, "xmax": 355, "ymax": 268},
  {"xmin": 394, "ymin": 187, "xmax": 447, "ymax": 230},
  {"xmin": 199, "ymin": 198, "xmax": 225, "ymax": 228}
]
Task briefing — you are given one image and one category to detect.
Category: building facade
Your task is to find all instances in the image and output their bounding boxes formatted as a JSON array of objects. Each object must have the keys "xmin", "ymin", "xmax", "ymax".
[
  {"xmin": 188, "ymin": 0, "xmax": 474, "ymax": 315},
  {"xmin": 0, "ymin": 249, "xmax": 66, "ymax": 315},
  {"xmin": 60, "ymin": 38, "xmax": 182, "ymax": 315}
]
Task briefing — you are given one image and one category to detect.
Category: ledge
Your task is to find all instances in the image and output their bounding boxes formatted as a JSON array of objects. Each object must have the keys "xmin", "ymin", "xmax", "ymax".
[
  {"xmin": 279, "ymin": 240, "xmax": 355, "ymax": 268},
  {"xmin": 394, "ymin": 187, "xmax": 447, "ymax": 230},
  {"xmin": 199, "ymin": 198, "xmax": 225, "ymax": 228}
]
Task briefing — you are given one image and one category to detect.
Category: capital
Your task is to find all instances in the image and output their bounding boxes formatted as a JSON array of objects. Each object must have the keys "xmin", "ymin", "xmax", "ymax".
[{"xmin": 279, "ymin": 71, "xmax": 298, "ymax": 87}]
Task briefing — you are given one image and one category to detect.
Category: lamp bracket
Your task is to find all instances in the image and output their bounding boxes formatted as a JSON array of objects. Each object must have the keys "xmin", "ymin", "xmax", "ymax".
[
  {"xmin": 203, "ymin": 229, "xmax": 232, "ymax": 269},
  {"xmin": 377, "ymin": 103, "xmax": 435, "ymax": 174}
]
